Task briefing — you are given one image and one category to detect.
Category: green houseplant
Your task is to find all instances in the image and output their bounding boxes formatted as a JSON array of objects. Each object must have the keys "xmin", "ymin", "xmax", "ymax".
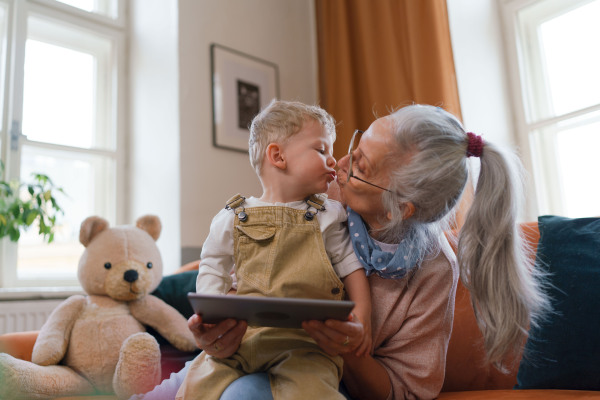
[{"xmin": 0, "ymin": 161, "xmax": 64, "ymax": 243}]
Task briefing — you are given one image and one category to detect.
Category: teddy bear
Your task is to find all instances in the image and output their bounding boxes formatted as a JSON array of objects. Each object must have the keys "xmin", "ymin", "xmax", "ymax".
[{"xmin": 0, "ymin": 215, "xmax": 197, "ymax": 399}]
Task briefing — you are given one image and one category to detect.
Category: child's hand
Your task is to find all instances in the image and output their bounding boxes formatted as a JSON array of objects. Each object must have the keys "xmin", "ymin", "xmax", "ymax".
[
  {"xmin": 349, "ymin": 311, "xmax": 372, "ymax": 357},
  {"xmin": 188, "ymin": 314, "xmax": 247, "ymax": 358}
]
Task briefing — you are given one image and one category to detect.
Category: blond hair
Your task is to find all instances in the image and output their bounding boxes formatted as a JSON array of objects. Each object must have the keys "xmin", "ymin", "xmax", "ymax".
[
  {"xmin": 248, "ymin": 99, "xmax": 336, "ymax": 175},
  {"xmin": 380, "ymin": 104, "xmax": 550, "ymax": 369}
]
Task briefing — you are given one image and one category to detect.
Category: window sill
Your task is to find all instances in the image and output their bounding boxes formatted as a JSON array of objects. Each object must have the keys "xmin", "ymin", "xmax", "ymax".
[{"xmin": 0, "ymin": 287, "xmax": 84, "ymax": 301}]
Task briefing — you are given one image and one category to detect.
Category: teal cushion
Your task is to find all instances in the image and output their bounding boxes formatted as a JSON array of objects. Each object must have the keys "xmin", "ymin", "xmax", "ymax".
[
  {"xmin": 515, "ymin": 215, "xmax": 600, "ymax": 390},
  {"xmin": 150, "ymin": 270, "xmax": 200, "ymax": 379},
  {"xmin": 152, "ymin": 270, "xmax": 198, "ymax": 318}
]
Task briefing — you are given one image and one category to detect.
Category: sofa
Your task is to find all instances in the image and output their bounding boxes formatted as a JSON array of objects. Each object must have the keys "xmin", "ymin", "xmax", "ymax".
[{"xmin": 1, "ymin": 215, "xmax": 599, "ymax": 399}]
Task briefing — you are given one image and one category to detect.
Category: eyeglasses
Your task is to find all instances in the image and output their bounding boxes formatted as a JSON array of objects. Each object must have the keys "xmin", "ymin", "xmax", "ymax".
[{"xmin": 347, "ymin": 129, "xmax": 394, "ymax": 193}]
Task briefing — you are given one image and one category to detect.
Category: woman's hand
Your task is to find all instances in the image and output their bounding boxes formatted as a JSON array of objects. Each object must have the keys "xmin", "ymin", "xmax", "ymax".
[
  {"xmin": 188, "ymin": 314, "xmax": 247, "ymax": 358},
  {"xmin": 302, "ymin": 313, "xmax": 364, "ymax": 357}
]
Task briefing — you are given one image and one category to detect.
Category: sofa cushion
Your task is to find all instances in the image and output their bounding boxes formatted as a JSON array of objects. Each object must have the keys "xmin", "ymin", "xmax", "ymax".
[
  {"xmin": 149, "ymin": 270, "xmax": 200, "ymax": 379},
  {"xmin": 152, "ymin": 270, "xmax": 198, "ymax": 319},
  {"xmin": 516, "ymin": 215, "xmax": 600, "ymax": 390}
]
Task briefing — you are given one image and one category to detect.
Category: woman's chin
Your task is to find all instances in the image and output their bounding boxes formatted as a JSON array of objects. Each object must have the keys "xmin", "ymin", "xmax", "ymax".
[{"xmin": 326, "ymin": 179, "xmax": 345, "ymax": 204}]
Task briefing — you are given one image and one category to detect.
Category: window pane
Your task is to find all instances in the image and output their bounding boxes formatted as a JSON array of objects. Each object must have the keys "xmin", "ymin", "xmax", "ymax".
[
  {"xmin": 23, "ymin": 15, "xmax": 115, "ymax": 151},
  {"xmin": 539, "ymin": 1, "xmax": 600, "ymax": 116},
  {"xmin": 55, "ymin": 0, "xmax": 119, "ymax": 19},
  {"xmin": 517, "ymin": 0, "xmax": 600, "ymax": 122},
  {"xmin": 17, "ymin": 145, "xmax": 116, "ymax": 282},
  {"xmin": 23, "ymin": 40, "xmax": 95, "ymax": 148},
  {"xmin": 530, "ymin": 111, "xmax": 600, "ymax": 218}
]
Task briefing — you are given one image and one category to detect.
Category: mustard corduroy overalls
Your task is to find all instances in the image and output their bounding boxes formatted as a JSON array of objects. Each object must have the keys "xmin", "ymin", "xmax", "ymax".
[{"xmin": 177, "ymin": 195, "xmax": 347, "ymax": 400}]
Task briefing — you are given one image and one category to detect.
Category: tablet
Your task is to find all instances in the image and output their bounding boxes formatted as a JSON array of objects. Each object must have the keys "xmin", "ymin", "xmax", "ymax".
[{"xmin": 188, "ymin": 293, "xmax": 355, "ymax": 329}]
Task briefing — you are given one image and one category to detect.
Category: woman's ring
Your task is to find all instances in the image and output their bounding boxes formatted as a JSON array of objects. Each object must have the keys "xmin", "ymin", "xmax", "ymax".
[
  {"xmin": 213, "ymin": 341, "xmax": 222, "ymax": 352},
  {"xmin": 342, "ymin": 336, "xmax": 350, "ymax": 346}
]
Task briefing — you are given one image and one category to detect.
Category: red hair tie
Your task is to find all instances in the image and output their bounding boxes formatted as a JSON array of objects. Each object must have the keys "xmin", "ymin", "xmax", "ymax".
[{"xmin": 466, "ymin": 132, "xmax": 483, "ymax": 158}]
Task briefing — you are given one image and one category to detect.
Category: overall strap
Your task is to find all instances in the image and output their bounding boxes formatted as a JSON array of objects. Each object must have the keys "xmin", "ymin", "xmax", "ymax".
[
  {"xmin": 304, "ymin": 194, "xmax": 327, "ymax": 221},
  {"xmin": 225, "ymin": 193, "xmax": 248, "ymax": 222}
]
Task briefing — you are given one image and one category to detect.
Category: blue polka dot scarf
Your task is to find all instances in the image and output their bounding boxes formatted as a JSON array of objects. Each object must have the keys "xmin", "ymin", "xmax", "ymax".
[{"xmin": 347, "ymin": 207, "xmax": 422, "ymax": 279}]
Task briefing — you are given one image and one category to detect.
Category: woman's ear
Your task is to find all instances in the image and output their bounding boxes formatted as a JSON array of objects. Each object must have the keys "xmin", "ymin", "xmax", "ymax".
[
  {"xmin": 402, "ymin": 202, "xmax": 416, "ymax": 220},
  {"xmin": 265, "ymin": 143, "xmax": 286, "ymax": 170},
  {"xmin": 386, "ymin": 202, "xmax": 415, "ymax": 221}
]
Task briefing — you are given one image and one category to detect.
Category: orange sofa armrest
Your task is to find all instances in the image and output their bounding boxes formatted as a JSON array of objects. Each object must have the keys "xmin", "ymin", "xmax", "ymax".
[
  {"xmin": 520, "ymin": 221, "xmax": 540, "ymax": 254},
  {"xmin": 175, "ymin": 260, "xmax": 200, "ymax": 274},
  {"xmin": 0, "ymin": 330, "xmax": 39, "ymax": 361}
]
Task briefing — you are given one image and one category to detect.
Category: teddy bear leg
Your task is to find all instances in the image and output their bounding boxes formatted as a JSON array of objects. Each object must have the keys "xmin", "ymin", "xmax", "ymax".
[
  {"xmin": 0, "ymin": 353, "xmax": 95, "ymax": 399},
  {"xmin": 113, "ymin": 332, "xmax": 162, "ymax": 400}
]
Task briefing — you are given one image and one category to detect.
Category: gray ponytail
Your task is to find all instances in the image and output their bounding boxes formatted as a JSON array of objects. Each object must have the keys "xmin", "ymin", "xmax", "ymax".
[
  {"xmin": 458, "ymin": 141, "xmax": 550, "ymax": 368},
  {"xmin": 379, "ymin": 104, "xmax": 549, "ymax": 368}
]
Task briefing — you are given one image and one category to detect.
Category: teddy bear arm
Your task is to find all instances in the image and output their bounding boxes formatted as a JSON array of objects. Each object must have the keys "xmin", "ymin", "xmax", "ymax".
[
  {"xmin": 129, "ymin": 295, "xmax": 197, "ymax": 352},
  {"xmin": 32, "ymin": 294, "xmax": 87, "ymax": 366}
]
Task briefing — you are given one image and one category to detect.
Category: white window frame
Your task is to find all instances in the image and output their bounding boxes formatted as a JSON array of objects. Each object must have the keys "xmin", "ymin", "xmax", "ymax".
[
  {"xmin": 500, "ymin": 0, "xmax": 600, "ymax": 218},
  {"xmin": 0, "ymin": 0, "xmax": 127, "ymax": 290}
]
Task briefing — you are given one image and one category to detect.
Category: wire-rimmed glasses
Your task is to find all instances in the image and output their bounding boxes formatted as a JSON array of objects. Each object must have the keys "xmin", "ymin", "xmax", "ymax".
[{"xmin": 347, "ymin": 129, "xmax": 393, "ymax": 193}]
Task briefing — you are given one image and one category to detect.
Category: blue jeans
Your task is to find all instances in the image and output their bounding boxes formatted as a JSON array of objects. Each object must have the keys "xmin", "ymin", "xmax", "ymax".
[
  {"xmin": 130, "ymin": 361, "xmax": 352, "ymax": 400},
  {"xmin": 221, "ymin": 373, "xmax": 274, "ymax": 400}
]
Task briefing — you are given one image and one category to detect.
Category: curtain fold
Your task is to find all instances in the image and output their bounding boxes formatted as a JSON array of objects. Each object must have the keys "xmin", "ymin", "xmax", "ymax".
[
  {"xmin": 316, "ymin": 0, "xmax": 462, "ymax": 157},
  {"xmin": 315, "ymin": 0, "xmax": 471, "ymax": 227}
]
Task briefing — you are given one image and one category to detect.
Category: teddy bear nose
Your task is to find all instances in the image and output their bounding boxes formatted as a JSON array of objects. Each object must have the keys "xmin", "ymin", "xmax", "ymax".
[{"xmin": 123, "ymin": 269, "xmax": 139, "ymax": 283}]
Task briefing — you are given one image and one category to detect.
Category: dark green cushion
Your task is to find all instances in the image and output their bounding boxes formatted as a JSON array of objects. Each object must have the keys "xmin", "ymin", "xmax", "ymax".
[
  {"xmin": 515, "ymin": 215, "xmax": 600, "ymax": 390},
  {"xmin": 150, "ymin": 270, "xmax": 200, "ymax": 378},
  {"xmin": 152, "ymin": 270, "xmax": 198, "ymax": 318}
]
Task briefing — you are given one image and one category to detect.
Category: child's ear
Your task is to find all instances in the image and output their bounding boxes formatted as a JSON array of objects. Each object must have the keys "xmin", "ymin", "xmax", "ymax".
[{"xmin": 265, "ymin": 143, "xmax": 286, "ymax": 170}]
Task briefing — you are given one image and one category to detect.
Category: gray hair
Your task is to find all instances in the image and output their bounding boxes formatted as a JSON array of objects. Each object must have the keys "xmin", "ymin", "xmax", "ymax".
[
  {"xmin": 248, "ymin": 99, "xmax": 336, "ymax": 175},
  {"xmin": 379, "ymin": 104, "xmax": 550, "ymax": 369}
]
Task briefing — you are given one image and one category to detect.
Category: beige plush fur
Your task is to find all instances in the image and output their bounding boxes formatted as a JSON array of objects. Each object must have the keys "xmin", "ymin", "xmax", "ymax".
[{"xmin": 0, "ymin": 215, "xmax": 196, "ymax": 399}]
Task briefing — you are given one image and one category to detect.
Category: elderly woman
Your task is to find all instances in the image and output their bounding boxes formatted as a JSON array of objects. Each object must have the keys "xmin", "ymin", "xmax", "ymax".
[{"xmin": 134, "ymin": 104, "xmax": 548, "ymax": 400}]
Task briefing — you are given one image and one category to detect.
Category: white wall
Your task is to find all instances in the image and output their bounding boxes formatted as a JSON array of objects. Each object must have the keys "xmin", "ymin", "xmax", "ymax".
[
  {"xmin": 178, "ymin": 0, "xmax": 319, "ymax": 255},
  {"xmin": 129, "ymin": 0, "xmax": 181, "ymax": 273},
  {"xmin": 447, "ymin": 0, "xmax": 515, "ymax": 149}
]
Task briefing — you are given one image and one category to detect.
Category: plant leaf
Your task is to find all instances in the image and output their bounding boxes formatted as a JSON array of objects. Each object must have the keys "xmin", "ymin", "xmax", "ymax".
[
  {"xmin": 1, "ymin": 168, "xmax": 66, "ymax": 244},
  {"xmin": 8, "ymin": 227, "xmax": 20, "ymax": 242},
  {"xmin": 25, "ymin": 210, "xmax": 38, "ymax": 226}
]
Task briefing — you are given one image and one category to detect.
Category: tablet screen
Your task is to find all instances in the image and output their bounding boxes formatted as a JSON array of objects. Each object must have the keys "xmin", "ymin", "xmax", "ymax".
[{"xmin": 188, "ymin": 293, "xmax": 354, "ymax": 329}]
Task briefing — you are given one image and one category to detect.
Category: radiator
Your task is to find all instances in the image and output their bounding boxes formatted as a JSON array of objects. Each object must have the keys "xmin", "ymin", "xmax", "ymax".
[{"xmin": 0, "ymin": 299, "xmax": 64, "ymax": 334}]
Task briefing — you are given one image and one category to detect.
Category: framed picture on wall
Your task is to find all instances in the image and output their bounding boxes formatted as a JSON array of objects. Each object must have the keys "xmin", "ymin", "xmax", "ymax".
[{"xmin": 211, "ymin": 43, "xmax": 280, "ymax": 153}]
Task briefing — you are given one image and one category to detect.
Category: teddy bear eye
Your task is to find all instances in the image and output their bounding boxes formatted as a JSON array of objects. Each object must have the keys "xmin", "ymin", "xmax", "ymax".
[
  {"xmin": 146, "ymin": 262, "xmax": 153, "ymax": 269},
  {"xmin": 104, "ymin": 262, "xmax": 112, "ymax": 270}
]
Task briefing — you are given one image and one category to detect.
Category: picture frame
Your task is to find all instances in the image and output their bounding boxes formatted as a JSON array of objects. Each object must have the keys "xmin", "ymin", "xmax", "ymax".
[{"xmin": 210, "ymin": 43, "xmax": 280, "ymax": 153}]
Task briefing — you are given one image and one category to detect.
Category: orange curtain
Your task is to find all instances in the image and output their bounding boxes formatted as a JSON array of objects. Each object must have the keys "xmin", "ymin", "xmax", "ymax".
[
  {"xmin": 315, "ymin": 0, "xmax": 472, "ymax": 227},
  {"xmin": 315, "ymin": 0, "xmax": 462, "ymax": 158}
]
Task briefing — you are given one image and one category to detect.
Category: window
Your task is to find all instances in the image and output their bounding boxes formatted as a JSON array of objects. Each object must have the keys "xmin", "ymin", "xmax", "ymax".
[
  {"xmin": 0, "ymin": 0, "xmax": 126, "ymax": 288},
  {"xmin": 501, "ymin": 0, "xmax": 600, "ymax": 218},
  {"xmin": 55, "ymin": 0, "xmax": 119, "ymax": 19}
]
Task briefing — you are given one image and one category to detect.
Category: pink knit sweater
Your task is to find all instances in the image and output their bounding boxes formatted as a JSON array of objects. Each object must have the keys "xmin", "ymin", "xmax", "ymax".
[{"xmin": 368, "ymin": 236, "xmax": 458, "ymax": 400}]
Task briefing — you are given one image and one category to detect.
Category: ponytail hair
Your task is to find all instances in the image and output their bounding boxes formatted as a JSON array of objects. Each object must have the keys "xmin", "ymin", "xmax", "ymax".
[
  {"xmin": 458, "ymin": 141, "xmax": 550, "ymax": 368},
  {"xmin": 381, "ymin": 104, "xmax": 549, "ymax": 369}
]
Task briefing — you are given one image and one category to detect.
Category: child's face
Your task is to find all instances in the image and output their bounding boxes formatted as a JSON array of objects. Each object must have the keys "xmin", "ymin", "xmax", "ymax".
[{"xmin": 281, "ymin": 118, "xmax": 336, "ymax": 197}]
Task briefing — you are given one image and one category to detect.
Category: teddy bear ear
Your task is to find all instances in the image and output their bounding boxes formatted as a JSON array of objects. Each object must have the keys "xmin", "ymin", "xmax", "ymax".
[
  {"xmin": 79, "ymin": 216, "xmax": 109, "ymax": 247},
  {"xmin": 136, "ymin": 215, "xmax": 161, "ymax": 241}
]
